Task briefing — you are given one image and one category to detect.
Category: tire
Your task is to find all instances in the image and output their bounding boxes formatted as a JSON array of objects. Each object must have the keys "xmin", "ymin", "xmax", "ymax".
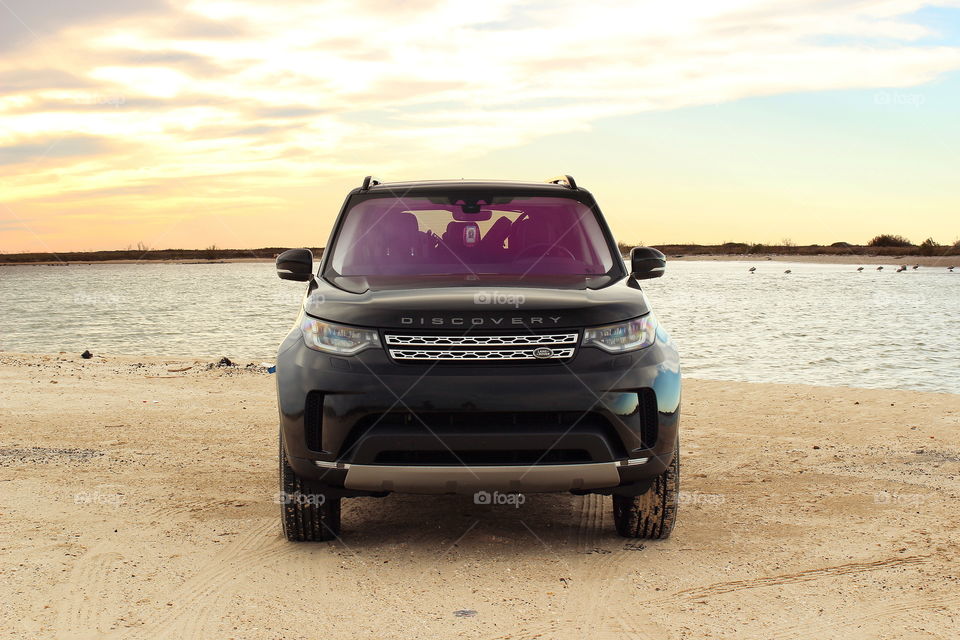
[
  {"xmin": 279, "ymin": 431, "xmax": 341, "ymax": 542},
  {"xmin": 612, "ymin": 440, "xmax": 679, "ymax": 539}
]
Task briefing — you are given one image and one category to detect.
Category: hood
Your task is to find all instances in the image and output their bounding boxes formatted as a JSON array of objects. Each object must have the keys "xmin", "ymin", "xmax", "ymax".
[{"xmin": 303, "ymin": 276, "xmax": 650, "ymax": 330}]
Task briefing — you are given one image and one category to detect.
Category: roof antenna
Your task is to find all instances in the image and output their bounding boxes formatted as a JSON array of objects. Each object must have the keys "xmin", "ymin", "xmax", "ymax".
[{"xmin": 546, "ymin": 175, "xmax": 577, "ymax": 190}]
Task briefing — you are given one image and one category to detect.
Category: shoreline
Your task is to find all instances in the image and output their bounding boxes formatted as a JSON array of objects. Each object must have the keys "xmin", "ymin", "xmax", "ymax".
[
  {"xmin": 3, "ymin": 253, "xmax": 957, "ymax": 267},
  {"xmin": 3, "ymin": 351, "xmax": 956, "ymax": 396},
  {"xmin": 669, "ymin": 253, "xmax": 958, "ymax": 267},
  {"xmin": 2, "ymin": 352, "xmax": 957, "ymax": 638},
  {"xmin": 0, "ymin": 257, "xmax": 274, "ymax": 266}
]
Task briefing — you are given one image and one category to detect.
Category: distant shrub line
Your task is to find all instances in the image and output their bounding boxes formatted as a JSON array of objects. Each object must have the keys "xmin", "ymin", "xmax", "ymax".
[
  {"xmin": 0, "ymin": 247, "xmax": 325, "ymax": 264},
  {"xmin": 3, "ymin": 237, "xmax": 958, "ymax": 263},
  {"xmin": 616, "ymin": 239, "xmax": 959, "ymax": 258}
]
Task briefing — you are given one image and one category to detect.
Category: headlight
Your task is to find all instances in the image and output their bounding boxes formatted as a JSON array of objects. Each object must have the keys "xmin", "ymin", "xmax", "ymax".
[
  {"xmin": 582, "ymin": 315, "xmax": 657, "ymax": 353},
  {"xmin": 300, "ymin": 315, "xmax": 381, "ymax": 355}
]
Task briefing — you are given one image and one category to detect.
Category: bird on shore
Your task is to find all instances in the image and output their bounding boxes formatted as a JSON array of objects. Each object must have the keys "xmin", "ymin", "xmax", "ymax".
[
  {"xmin": 877, "ymin": 266, "xmax": 884, "ymax": 271},
  {"xmin": 912, "ymin": 264, "xmax": 920, "ymax": 270},
  {"xmin": 857, "ymin": 266, "xmax": 864, "ymax": 272},
  {"xmin": 897, "ymin": 265, "xmax": 907, "ymax": 273},
  {"xmin": 748, "ymin": 266, "xmax": 756, "ymax": 273},
  {"xmin": 949, "ymin": 266, "xmax": 955, "ymax": 272},
  {"xmin": 784, "ymin": 269, "xmax": 792, "ymax": 274}
]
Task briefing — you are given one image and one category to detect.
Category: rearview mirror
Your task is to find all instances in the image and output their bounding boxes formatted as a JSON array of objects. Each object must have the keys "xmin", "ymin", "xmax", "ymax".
[
  {"xmin": 630, "ymin": 247, "xmax": 666, "ymax": 280},
  {"xmin": 276, "ymin": 248, "xmax": 314, "ymax": 282},
  {"xmin": 453, "ymin": 209, "xmax": 492, "ymax": 222}
]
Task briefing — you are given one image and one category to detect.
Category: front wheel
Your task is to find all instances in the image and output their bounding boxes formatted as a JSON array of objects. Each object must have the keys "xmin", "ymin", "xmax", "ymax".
[
  {"xmin": 612, "ymin": 440, "xmax": 679, "ymax": 539},
  {"xmin": 279, "ymin": 431, "xmax": 341, "ymax": 542}
]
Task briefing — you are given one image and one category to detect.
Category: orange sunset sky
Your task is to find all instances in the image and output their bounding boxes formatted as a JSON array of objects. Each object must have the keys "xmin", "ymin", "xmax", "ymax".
[{"xmin": 2, "ymin": 0, "xmax": 959, "ymax": 253}]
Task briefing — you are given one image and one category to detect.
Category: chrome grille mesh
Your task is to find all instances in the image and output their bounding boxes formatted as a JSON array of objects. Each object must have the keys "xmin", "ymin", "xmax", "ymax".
[
  {"xmin": 389, "ymin": 347, "xmax": 576, "ymax": 361},
  {"xmin": 385, "ymin": 333, "xmax": 578, "ymax": 361},
  {"xmin": 386, "ymin": 334, "xmax": 577, "ymax": 347}
]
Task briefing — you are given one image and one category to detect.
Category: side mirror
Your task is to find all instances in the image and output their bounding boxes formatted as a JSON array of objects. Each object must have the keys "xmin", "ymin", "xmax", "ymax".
[
  {"xmin": 630, "ymin": 246, "xmax": 666, "ymax": 280},
  {"xmin": 276, "ymin": 248, "xmax": 314, "ymax": 281}
]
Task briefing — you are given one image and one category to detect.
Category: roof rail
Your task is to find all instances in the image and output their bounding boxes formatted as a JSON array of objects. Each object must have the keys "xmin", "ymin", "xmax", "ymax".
[
  {"xmin": 360, "ymin": 176, "xmax": 381, "ymax": 191},
  {"xmin": 546, "ymin": 175, "xmax": 577, "ymax": 190}
]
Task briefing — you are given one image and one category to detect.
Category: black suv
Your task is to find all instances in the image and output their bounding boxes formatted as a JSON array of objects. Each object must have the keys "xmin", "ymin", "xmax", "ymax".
[{"xmin": 275, "ymin": 176, "xmax": 681, "ymax": 541}]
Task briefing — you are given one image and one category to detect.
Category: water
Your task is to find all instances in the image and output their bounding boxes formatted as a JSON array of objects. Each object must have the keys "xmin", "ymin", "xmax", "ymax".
[
  {"xmin": 0, "ymin": 263, "xmax": 303, "ymax": 365},
  {"xmin": 0, "ymin": 261, "xmax": 957, "ymax": 393},
  {"xmin": 641, "ymin": 261, "xmax": 959, "ymax": 394}
]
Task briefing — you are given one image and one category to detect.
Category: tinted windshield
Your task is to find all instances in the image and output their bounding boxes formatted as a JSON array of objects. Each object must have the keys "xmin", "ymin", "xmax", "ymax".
[{"xmin": 326, "ymin": 195, "xmax": 617, "ymax": 281}]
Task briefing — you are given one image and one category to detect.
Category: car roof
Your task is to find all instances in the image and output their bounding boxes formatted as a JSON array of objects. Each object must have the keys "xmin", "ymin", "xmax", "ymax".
[{"xmin": 355, "ymin": 178, "xmax": 589, "ymax": 198}]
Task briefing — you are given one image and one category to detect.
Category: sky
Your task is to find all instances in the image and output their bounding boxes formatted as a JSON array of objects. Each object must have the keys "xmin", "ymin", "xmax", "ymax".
[{"xmin": 1, "ymin": 0, "xmax": 959, "ymax": 253}]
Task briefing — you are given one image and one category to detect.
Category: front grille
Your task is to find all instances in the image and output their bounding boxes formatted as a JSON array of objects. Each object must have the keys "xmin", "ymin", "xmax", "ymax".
[
  {"xmin": 385, "ymin": 332, "xmax": 578, "ymax": 361},
  {"xmin": 386, "ymin": 334, "xmax": 578, "ymax": 346},
  {"xmin": 389, "ymin": 347, "xmax": 576, "ymax": 361}
]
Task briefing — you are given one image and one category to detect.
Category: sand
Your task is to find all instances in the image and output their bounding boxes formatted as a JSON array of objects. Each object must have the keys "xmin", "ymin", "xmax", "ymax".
[{"xmin": 1, "ymin": 353, "xmax": 958, "ymax": 639}]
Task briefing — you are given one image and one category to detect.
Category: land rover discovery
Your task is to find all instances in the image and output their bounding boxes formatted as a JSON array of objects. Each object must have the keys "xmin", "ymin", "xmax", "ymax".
[{"xmin": 275, "ymin": 175, "xmax": 681, "ymax": 541}]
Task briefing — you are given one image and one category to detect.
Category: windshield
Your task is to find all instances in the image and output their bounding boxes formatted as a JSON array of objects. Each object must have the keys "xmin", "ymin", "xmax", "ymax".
[{"xmin": 326, "ymin": 195, "xmax": 617, "ymax": 282}]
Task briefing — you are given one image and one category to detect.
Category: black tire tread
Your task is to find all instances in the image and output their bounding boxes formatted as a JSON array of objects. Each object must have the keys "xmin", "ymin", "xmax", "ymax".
[
  {"xmin": 612, "ymin": 440, "xmax": 679, "ymax": 539},
  {"xmin": 280, "ymin": 432, "xmax": 341, "ymax": 542}
]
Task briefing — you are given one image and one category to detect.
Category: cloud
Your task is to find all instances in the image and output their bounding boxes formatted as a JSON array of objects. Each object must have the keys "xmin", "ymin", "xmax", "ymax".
[
  {"xmin": 156, "ymin": 15, "xmax": 254, "ymax": 39},
  {"xmin": 97, "ymin": 50, "xmax": 242, "ymax": 78},
  {"xmin": 0, "ymin": 136, "xmax": 117, "ymax": 166},
  {"xmin": 252, "ymin": 106, "xmax": 332, "ymax": 119},
  {"xmin": 0, "ymin": 217, "xmax": 34, "ymax": 232},
  {"xmin": 2, "ymin": 0, "xmax": 960, "ymax": 238},
  {"xmin": 0, "ymin": 69, "xmax": 95, "ymax": 94},
  {"xmin": 0, "ymin": 0, "xmax": 169, "ymax": 51}
]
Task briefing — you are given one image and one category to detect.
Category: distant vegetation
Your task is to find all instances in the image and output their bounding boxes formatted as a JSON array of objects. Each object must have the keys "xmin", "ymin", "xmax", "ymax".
[
  {"xmin": 2, "ymin": 238, "xmax": 958, "ymax": 264},
  {"xmin": 918, "ymin": 238, "xmax": 942, "ymax": 256},
  {"xmin": 0, "ymin": 247, "xmax": 324, "ymax": 264},
  {"xmin": 868, "ymin": 234, "xmax": 913, "ymax": 248},
  {"xmin": 618, "ymin": 238, "xmax": 959, "ymax": 258}
]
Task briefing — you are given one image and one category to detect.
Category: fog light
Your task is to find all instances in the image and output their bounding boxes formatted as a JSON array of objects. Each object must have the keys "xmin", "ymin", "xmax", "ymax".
[{"xmin": 314, "ymin": 460, "xmax": 350, "ymax": 470}]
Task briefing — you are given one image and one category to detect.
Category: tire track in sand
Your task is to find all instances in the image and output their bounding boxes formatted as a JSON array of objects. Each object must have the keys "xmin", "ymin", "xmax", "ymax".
[
  {"xmin": 105, "ymin": 518, "xmax": 287, "ymax": 639},
  {"xmin": 53, "ymin": 547, "xmax": 126, "ymax": 640},
  {"xmin": 503, "ymin": 495, "xmax": 658, "ymax": 640},
  {"xmin": 552, "ymin": 492, "xmax": 672, "ymax": 639},
  {"xmin": 766, "ymin": 591, "xmax": 959, "ymax": 640},
  {"xmin": 674, "ymin": 554, "xmax": 932, "ymax": 600},
  {"xmin": 480, "ymin": 495, "xmax": 605, "ymax": 640},
  {"xmin": 572, "ymin": 494, "xmax": 663, "ymax": 640}
]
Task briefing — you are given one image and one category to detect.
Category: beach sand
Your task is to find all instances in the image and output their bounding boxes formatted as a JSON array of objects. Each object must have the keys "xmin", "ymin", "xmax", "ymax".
[{"xmin": 1, "ymin": 353, "xmax": 958, "ymax": 639}]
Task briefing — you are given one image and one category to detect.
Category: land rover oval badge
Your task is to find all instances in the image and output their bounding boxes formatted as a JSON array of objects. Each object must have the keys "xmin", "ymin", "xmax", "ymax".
[{"xmin": 533, "ymin": 347, "xmax": 553, "ymax": 359}]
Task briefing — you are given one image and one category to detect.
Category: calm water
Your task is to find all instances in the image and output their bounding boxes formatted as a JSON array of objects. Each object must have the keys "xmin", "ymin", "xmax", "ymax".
[{"xmin": 0, "ymin": 261, "xmax": 957, "ymax": 393}]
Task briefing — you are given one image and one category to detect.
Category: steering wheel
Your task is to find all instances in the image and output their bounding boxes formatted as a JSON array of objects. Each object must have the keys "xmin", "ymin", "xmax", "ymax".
[{"xmin": 515, "ymin": 243, "xmax": 577, "ymax": 260}]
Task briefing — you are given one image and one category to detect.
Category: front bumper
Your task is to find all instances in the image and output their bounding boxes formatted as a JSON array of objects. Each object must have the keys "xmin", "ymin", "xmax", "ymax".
[
  {"xmin": 343, "ymin": 461, "xmax": 622, "ymax": 494},
  {"xmin": 276, "ymin": 328, "xmax": 681, "ymax": 496}
]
